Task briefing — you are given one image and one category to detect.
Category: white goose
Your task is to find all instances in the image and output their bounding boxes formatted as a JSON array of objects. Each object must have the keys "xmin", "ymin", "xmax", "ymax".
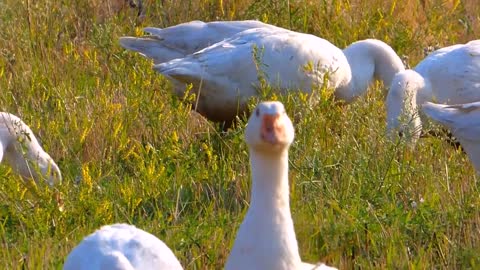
[
  {"xmin": 386, "ymin": 40, "xmax": 480, "ymax": 141},
  {"xmin": 423, "ymin": 101, "xmax": 480, "ymax": 173},
  {"xmin": 63, "ymin": 223, "xmax": 183, "ymax": 270},
  {"xmin": 225, "ymin": 101, "xmax": 336, "ymax": 270},
  {"xmin": 120, "ymin": 21, "xmax": 404, "ymax": 124},
  {"xmin": 0, "ymin": 112, "xmax": 61, "ymax": 186},
  {"xmin": 119, "ymin": 20, "xmax": 281, "ymax": 64}
]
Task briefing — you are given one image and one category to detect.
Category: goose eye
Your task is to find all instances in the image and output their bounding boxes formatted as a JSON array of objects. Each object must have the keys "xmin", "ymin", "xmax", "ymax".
[{"xmin": 255, "ymin": 108, "xmax": 260, "ymax": 117}]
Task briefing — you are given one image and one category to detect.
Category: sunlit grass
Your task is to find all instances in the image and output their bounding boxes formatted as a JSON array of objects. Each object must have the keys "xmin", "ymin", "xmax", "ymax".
[{"xmin": 0, "ymin": 0, "xmax": 479, "ymax": 269}]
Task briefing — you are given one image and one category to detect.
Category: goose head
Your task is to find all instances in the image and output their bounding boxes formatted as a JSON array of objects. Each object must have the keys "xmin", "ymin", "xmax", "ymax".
[
  {"xmin": 245, "ymin": 101, "xmax": 294, "ymax": 154},
  {"xmin": 386, "ymin": 70, "xmax": 425, "ymax": 143},
  {"xmin": 36, "ymin": 154, "xmax": 62, "ymax": 186}
]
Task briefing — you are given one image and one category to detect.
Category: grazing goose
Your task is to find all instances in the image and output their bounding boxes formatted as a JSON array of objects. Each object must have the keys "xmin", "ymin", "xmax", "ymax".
[
  {"xmin": 119, "ymin": 20, "xmax": 281, "ymax": 64},
  {"xmin": 0, "ymin": 112, "xmax": 61, "ymax": 186},
  {"xmin": 225, "ymin": 101, "xmax": 336, "ymax": 270},
  {"xmin": 63, "ymin": 223, "xmax": 183, "ymax": 270},
  {"xmin": 120, "ymin": 22, "xmax": 404, "ymax": 124},
  {"xmin": 423, "ymin": 101, "xmax": 480, "ymax": 173},
  {"xmin": 386, "ymin": 40, "xmax": 480, "ymax": 142}
]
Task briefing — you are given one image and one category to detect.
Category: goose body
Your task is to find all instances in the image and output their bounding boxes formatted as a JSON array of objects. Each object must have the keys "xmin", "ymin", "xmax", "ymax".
[
  {"xmin": 225, "ymin": 101, "xmax": 336, "ymax": 270},
  {"xmin": 386, "ymin": 40, "xmax": 480, "ymax": 140},
  {"xmin": 63, "ymin": 224, "xmax": 183, "ymax": 270},
  {"xmin": 0, "ymin": 112, "xmax": 61, "ymax": 185},
  {"xmin": 120, "ymin": 21, "xmax": 404, "ymax": 123},
  {"xmin": 423, "ymin": 101, "xmax": 480, "ymax": 172}
]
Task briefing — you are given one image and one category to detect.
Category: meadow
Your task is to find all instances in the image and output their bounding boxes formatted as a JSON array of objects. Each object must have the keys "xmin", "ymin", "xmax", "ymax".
[{"xmin": 0, "ymin": 0, "xmax": 479, "ymax": 268}]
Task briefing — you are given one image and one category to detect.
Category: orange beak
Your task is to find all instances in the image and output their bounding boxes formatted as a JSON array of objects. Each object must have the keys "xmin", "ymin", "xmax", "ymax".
[{"xmin": 261, "ymin": 113, "xmax": 283, "ymax": 144}]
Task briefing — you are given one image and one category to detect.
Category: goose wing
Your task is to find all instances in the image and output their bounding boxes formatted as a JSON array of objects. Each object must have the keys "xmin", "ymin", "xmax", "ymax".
[
  {"xmin": 423, "ymin": 101, "xmax": 480, "ymax": 141},
  {"xmin": 119, "ymin": 20, "xmax": 280, "ymax": 64}
]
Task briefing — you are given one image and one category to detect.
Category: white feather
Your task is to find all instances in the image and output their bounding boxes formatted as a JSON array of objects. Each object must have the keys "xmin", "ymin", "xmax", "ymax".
[{"xmin": 119, "ymin": 20, "xmax": 280, "ymax": 64}]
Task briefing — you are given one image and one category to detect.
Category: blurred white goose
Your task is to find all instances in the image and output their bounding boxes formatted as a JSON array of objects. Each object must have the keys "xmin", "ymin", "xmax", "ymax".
[
  {"xmin": 0, "ymin": 112, "xmax": 61, "ymax": 185},
  {"xmin": 386, "ymin": 40, "xmax": 480, "ymax": 142},
  {"xmin": 63, "ymin": 223, "xmax": 183, "ymax": 270},
  {"xmin": 423, "ymin": 101, "xmax": 480, "ymax": 172},
  {"xmin": 121, "ymin": 22, "xmax": 404, "ymax": 123},
  {"xmin": 119, "ymin": 20, "xmax": 281, "ymax": 64},
  {"xmin": 225, "ymin": 101, "xmax": 336, "ymax": 270}
]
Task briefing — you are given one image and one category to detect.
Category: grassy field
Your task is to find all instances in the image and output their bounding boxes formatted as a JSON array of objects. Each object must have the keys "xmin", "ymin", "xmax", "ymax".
[{"xmin": 0, "ymin": 0, "xmax": 479, "ymax": 269}]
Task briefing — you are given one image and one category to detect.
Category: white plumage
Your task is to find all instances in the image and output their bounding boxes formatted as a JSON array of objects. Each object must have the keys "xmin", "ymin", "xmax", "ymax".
[
  {"xmin": 225, "ymin": 101, "xmax": 336, "ymax": 270},
  {"xmin": 0, "ymin": 112, "xmax": 61, "ymax": 185},
  {"xmin": 386, "ymin": 40, "xmax": 480, "ymax": 141},
  {"xmin": 120, "ymin": 21, "xmax": 404, "ymax": 124},
  {"xmin": 63, "ymin": 224, "xmax": 183, "ymax": 270},
  {"xmin": 423, "ymin": 101, "xmax": 480, "ymax": 173}
]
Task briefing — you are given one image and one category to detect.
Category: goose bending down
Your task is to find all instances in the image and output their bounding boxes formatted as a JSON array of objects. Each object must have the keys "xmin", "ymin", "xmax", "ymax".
[
  {"xmin": 120, "ymin": 21, "xmax": 404, "ymax": 124},
  {"xmin": 225, "ymin": 101, "xmax": 336, "ymax": 270},
  {"xmin": 423, "ymin": 101, "xmax": 480, "ymax": 173},
  {"xmin": 63, "ymin": 223, "xmax": 183, "ymax": 270},
  {"xmin": 0, "ymin": 112, "xmax": 61, "ymax": 185},
  {"xmin": 386, "ymin": 40, "xmax": 480, "ymax": 142}
]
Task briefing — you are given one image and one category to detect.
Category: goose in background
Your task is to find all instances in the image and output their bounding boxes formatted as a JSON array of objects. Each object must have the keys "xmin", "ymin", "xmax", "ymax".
[
  {"xmin": 0, "ymin": 112, "xmax": 61, "ymax": 186},
  {"xmin": 120, "ymin": 21, "xmax": 404, "ymax": 125},
  {"xmin": 386, "ymin": 40, "xmax": 480, "ymax": 143},
  {"xmin": 423, "ymin": 101, "xmax": 480, "ymax": 173},
  {"xmin": 225, "ymin": 101, "xmax": 336, "ymax": 270},
  {"xmin": 63, "ymin": 223, "xmax": 183, "ymax": 270}
]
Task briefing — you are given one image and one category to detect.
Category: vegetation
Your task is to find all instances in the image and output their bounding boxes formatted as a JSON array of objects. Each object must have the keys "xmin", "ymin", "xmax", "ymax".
[{"xmin": 0, "ymin": 0, "xmax": 479, "ymax": 268}]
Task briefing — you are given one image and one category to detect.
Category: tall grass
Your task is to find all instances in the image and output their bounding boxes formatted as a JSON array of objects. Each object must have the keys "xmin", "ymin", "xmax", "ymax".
[{"xmin": 0, "ymin": 0, "xmax": 479, "ymax": 268}]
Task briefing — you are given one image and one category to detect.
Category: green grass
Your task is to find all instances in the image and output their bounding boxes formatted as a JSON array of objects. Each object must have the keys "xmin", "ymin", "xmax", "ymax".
[{"xmin": 0, "ymin": 0, "xmax": 479, "ymax": 269}]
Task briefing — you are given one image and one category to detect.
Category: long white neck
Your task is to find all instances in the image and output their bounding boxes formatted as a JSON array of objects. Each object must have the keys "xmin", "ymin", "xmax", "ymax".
[
  {"xmin": 340, "ymin": 39, "xmax": 405, "ymax": 102},
  {"xmin": 1, "ymin": 128, "xmax": 46, "ymax": 181},
  {"xmin": 249, "ymin": 151, "xmax": 290, "ymax": 211},
  {"xmin": 226, "ymin": 148, "xmax": 302, "ymax": 270},
  {"xmin": 4, "ymin": 140, "xmax": 41, "ymax": 180}
]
